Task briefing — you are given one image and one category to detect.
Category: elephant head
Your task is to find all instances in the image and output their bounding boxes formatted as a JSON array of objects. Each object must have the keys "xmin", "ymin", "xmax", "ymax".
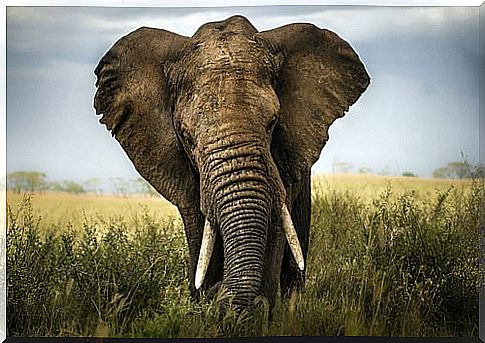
[{"xmin": 94, "ymin": 15, "xmax": 370, "ymax": 309}]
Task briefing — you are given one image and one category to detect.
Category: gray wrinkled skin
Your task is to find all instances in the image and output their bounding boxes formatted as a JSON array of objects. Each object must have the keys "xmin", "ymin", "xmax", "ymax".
[{"xmin": 94, "ymin": 15, "xmax": 370, "ymax": 310}]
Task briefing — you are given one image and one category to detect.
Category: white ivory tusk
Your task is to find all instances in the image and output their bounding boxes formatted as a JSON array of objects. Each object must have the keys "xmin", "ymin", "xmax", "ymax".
[
  {"xmin": 282, "ymin": 204, "xmax": 305, "ymax": 271},
  {"xmin": 195, "ymin": 219, "xmax": 216, "ymax": 290}
]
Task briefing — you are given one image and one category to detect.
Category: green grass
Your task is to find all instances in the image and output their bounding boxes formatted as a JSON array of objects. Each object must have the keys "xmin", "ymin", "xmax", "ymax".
[{"xmin": 6, "ymin": 175, "xmax": 481, "ymax": 337}]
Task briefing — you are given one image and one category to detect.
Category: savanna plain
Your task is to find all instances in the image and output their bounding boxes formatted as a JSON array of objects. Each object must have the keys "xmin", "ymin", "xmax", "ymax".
[{"xmin": 6, "ymin": 174, "xmax": 481, "ymax": 337}]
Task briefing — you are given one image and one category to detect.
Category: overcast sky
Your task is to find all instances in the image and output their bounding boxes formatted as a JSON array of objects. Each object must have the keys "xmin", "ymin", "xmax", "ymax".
[{"xmin": 6, "ymin": 5, "xmax": 480, "ymax": 180}]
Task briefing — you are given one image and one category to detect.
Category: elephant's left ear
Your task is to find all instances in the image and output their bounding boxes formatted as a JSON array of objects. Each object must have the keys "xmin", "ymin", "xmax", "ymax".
[
  {"xmin": 94, "ymin": 28, "xmax": 199, "ymax": 210},
  {"xmin": 255, "ymin": 24, "xmax": 370, "ymax": 180}
]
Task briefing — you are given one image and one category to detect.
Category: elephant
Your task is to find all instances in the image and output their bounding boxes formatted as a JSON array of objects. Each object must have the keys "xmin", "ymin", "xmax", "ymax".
[{"xmin": 93, "ymin": 15, "xmax": 370, "ymax": 310}]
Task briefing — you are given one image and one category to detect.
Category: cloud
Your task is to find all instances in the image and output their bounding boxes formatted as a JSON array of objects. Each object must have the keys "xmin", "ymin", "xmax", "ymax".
[
  {"xmin": 8, "ymin": 6, "xmax": 478, "ymax": 42},
  {"xmin": 6, "ymin": 5, "xmax": 480, "ymax": 179},
  {"xmin": 7, "ymin": 6, "xmax": 477, "ymax": 64},
  {"xmin": 238, "ymin": 6, "xmax": 477, "ymax": 43},
  {"xmin": 6, "ymin": 5, "xmax": 477, "ymax": 76}
]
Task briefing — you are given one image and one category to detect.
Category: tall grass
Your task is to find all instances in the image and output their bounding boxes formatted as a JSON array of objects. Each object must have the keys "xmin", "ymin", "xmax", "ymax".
[
  {"xmin": 303, "ymin": 183, "xmax": 479, "ymax": 336},
  {"xmin": 7, "ymin": 197, "xmax": 189, "ymax": 336},
  {"xmin": 6, "ymin": 178, "xmax": 481, "ymax": 337}
]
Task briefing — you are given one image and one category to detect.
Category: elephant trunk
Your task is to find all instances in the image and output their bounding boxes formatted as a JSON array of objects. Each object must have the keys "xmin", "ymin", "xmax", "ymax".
[
  {"xmin": 217, "ymin": 178, "xmax": 270, "ymax": 307},
  {"xmin": 200, "ymin": 136, "xmax": 272, "ymax": 307}
]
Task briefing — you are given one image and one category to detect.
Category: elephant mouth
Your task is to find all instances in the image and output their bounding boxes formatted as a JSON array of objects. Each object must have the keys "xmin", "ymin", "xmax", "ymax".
[{"xmin": 194, "ymin": 202, "xmax": 304, "ymax": 290}]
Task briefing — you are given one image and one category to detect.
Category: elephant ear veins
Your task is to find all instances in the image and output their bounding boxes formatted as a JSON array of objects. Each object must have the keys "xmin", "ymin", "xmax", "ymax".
[
  {"xmin": 93, "ymin": 27, "xmax": 198, "ymax": 209},
  {"xmin": 255, "ymin": 24, "xmax": 370, "ymax": 185}
]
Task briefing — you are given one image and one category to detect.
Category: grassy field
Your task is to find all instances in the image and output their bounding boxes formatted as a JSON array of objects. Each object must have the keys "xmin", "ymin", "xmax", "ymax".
[
  {"xmin": 6, "ymin": 174, "xmax": 481, "ymax": 337},
  {"xmin": 6, "ymin": 191, "xmax": 180, "ymax": 230}
]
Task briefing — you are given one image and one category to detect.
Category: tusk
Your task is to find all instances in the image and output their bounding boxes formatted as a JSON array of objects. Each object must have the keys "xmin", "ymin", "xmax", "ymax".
[
  {"xmin": 282, "ymin": 204, "xmax": 305, "ymax": 271},
  {"xmin": 195, "ymin": 219, "xmax": 215, "ymax": 290}
]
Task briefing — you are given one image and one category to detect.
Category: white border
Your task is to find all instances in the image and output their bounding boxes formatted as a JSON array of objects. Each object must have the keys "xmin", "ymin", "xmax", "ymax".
[
  {"xmin": 2, "ymin": 1, "xmax": 483, "ymax": 341},
  {"xmin": 3, "ymin": 0, "xmax": 485, "ymax": 7}
]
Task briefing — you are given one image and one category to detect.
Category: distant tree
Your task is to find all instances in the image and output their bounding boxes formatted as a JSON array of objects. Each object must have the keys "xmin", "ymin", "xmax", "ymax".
[
  {"xmin": 62, "ymin": 180, "xmax": 85, "ymax": 195},
  {"xmin": 433, "ymin": 162, "xmax": 471, "ymax": 179},
  {"xmin": 109, "ymin": 177, "xmax": 132, "ymax": 196},
  {"xmin": 136, "ymin": 177, "xmax": 159, "ymax": 197},
  {"xmin": 402, "ymin": 171, "xmax": 417, "ymax": 177},
  {"xmin": 7, "ymin": 171, "xmax": 47, "ymax": 193},
  {"xmin": 358, "ymin": 167, "xmax": 373, "ymax": 175},
  {"xmin": 378, "ymin": 166, "xmax": 390, "ymax": 176},
  {"xmin": 471, "ymin": 164, "xmax": 485, "ymax": 178},
  {"xmin": 334, "ymin": 161, "xmax": 353, "ymax": 174},
  {"xmin": 432, "ymin": 167, "xmax": 451, "ymax": 179},
  {"xmin": 84, "ymin": 178, "xmax": 101, "ymax": 195},
  {"xmin": 47, "ymin": 180, "xmax": 64, "ymax": 192},
  {"xmin": 447, "ymin": 162, "xmax": 470, "ymax": 179}
]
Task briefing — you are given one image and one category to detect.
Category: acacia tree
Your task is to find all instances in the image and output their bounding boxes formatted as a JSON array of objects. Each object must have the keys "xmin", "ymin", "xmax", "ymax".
[
  {"xmin": 7, "ymin": 171, "xmax": 47, "ymax": 193},
  {"xmin": 433, "ymin": 162, "xmax": 471, "ymax": 179},
  {"xmin": 136, "ymin": 177, "xmax": 159, "ymax": 197},
  {"xmin": 84, "ymin": 178, "xmax": 101, "ymax": 195},
  {"xmin": 333, "ymin": 161, "xmax": 353, "ymax": 174},
  {"xmin": 61, "ymin": 180, "xmax": 85, "ymax": 195},
  {"xmin": 47, "ymin": 180, "xmax": 64, "ymax": 192},
  {"xmin": 358, "ymin": 167, "xmax": 373, "ymax": 175},
  {"xmin": 109, "ymin": 177, "xmax": 132, "ymax": 196}
]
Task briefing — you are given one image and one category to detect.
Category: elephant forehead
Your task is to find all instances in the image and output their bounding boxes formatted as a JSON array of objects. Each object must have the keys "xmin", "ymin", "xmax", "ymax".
[
  {"xmin": 183, "ymin": 40, "xmax": 279, "ymax": 115},
  {"xmin": 192, "ymin": 15, "xmax": 258, "ymax": 40},
  {"xmin": 197, "ymin": 41, "xmax": 267, "ymax": 73},
  {"xmin": 184, "ymin": 33, "xmax": 274, "ymax": 85}
]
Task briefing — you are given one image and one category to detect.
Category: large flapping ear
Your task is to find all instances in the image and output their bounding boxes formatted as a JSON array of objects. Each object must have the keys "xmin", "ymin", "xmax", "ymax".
[
  {"xmin": 94, "ymin": 27, "xmax": 198, "ymax": 208},
  {"xmin": 255, "ymin": 24, "xmax": 370, "ymax": 187}
]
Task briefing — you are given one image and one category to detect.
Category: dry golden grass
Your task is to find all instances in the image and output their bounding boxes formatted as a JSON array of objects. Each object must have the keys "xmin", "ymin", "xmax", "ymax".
[
  {"xmin": 6, "ymin": 191, "xmax": 180, "ymax": 231},
  {"xmin": 6, "ymin": 174, "xmax": 467, "ymax": 231},
  {"xmin": 313, "ymin": 173, "xmax": 470, "ymax": 202}
]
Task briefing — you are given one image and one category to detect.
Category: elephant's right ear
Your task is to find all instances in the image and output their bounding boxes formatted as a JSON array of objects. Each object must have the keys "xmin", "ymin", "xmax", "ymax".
[
  {"xmin": 94, "ymin": 27, "xmax": 198, "ymax": 208},
  {"xmin": 255, "ymin": 24, "xmax": 370, "ymax": 186}
]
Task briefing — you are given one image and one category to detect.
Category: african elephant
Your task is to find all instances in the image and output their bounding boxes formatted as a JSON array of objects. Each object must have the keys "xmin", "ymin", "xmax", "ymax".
[{"xmin": 94, "ymin": 15, "xmax": 370, "ymax": 310}]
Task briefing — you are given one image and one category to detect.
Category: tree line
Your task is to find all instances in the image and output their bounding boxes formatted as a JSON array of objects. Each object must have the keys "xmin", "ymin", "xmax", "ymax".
[
  {"xmin": 7, "ymin": 162, "xmax": 483, "ymax": 196},
  {"xmin": 333, "ymin": 160, "xmax": 483, "ymax": 179},
  {"xmin": 6, "ymin": 171, "xmax": 159, "ymax": 197},
  {"xmin": 431, "ymin": 162, "xmax": 483, "ymax": 179}
]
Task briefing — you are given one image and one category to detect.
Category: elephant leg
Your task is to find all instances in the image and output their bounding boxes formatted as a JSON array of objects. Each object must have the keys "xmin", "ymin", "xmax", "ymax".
[
  {"xmin": 179, "ymin": 207, "xmax": 224, "ymax": 300},
  {"xmin": 280, "ymin": 172, "xmax": 311, "ymax": 297}
]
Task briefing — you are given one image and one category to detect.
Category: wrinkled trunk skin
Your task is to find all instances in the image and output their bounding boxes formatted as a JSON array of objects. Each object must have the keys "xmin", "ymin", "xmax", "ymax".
[
  {"xmin": 218, "ymin": 181, "xmax": 270, "ymax": 307},
  {"xmin": 199, "ymin": 133, "xmax": 273, "ymax": 308}
]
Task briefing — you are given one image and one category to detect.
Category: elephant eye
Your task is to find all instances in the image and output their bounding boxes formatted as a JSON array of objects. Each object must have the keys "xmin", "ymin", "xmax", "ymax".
[{"xmin": 267, "ymin": 115, "xmax": 278, "ymax": 134}]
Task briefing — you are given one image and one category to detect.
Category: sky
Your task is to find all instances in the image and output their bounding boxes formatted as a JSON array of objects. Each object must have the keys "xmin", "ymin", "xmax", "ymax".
[{"xmin": 6, "ymin": 5, "xmax": 480, "ymax": 181}]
